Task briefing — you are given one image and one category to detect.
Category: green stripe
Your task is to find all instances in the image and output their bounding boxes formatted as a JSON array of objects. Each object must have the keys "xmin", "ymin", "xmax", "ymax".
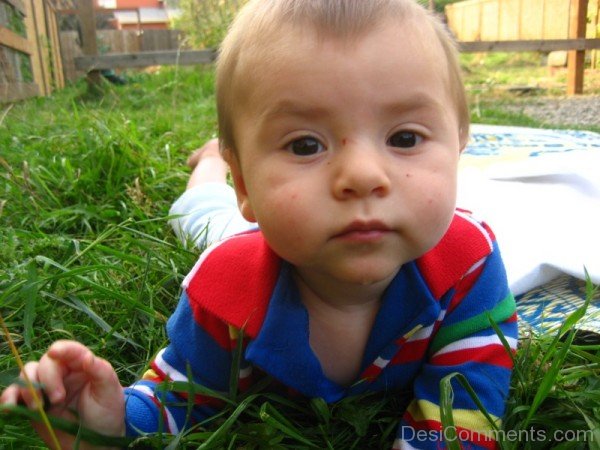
[{"xmin": 430, "ymin": 294, "xmax": 516, "ymax": 355}]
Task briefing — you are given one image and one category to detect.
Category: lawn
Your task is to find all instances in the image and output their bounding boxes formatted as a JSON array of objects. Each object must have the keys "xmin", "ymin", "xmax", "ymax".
[{"xmin": 1, "ymin": 61, "xmax": 599, "ymax": 449}]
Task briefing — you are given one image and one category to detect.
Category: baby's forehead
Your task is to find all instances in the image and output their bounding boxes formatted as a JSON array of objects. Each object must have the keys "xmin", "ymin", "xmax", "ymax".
[{"xmin": 235, "ymin": 17, "xmax": 443, "ymax": 76}]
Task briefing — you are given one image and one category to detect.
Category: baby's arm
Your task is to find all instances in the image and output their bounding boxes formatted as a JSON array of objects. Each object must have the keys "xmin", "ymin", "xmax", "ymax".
[
  {"xmin": 396, "ymin": 243, "xmax": 518, "ymax": 449},
  {"xmin": 123, "ymin": 290, "xmax": 238, "ymax": 436},
  {"xmin": 169, "ymin": 140, "xmax": 256, "ymax": 248},
  {"xmin": 0, "ymin": 340, "xmax": 124, "ymax": 450}
]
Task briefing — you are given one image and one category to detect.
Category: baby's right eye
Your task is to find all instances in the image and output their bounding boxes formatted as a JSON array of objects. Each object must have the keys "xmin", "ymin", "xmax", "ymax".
[{"xmin": 286, "ymin": 137, "xmax": 325, "ymax": 156}]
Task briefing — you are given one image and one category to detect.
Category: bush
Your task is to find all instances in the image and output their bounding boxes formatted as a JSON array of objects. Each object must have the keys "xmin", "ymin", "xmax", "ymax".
[{"xmin": 175, "ymin": 0, "xmax": 249, "ymax": 49}]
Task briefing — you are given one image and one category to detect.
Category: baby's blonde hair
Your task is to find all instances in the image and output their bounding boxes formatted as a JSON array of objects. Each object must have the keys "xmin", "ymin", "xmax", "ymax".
[{"xmin": 216, "ymin": 0, "xmax": 469, "ymax": 153}]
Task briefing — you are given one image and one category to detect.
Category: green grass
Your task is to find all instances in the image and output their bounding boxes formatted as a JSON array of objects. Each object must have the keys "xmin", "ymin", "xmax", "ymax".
[
  {"xmin": 462, "ymin": 52, "xmax": 600, "ymax": 133},
  {"xmin": 1, "ymin": 65, "xmax": 599, "ymax": 449}
]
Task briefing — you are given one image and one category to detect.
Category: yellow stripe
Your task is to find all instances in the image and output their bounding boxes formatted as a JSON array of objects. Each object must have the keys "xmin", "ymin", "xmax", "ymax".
[
  {"xmin": 407, "ymin": 399, "xmax": 501, "ymax": 433},
  {"xmin": 403, "ymin": 324, "xmax": 423, "ymax": 340},
  {"xmin": 142, "ymin": 368, "xmax": 159, "ymax": 380},
  {"xmin": 228, "ymin": 325, "xmax": 241, "ymax": 340}
]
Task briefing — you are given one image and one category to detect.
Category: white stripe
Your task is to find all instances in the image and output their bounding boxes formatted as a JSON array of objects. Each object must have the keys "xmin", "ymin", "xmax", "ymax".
[
  {"xmin": 407, "ymin": 310, "xmax": 446, "ymax": 342},
  {"xmin": 374, "ymin": 356, "xmax": 390, "ymax": 368},
  {"xmin": 182, "ymin": 240, "xmax": 221, "ymax": 288},
  {"xmin": 455, "ymin": 210, "xmax": 494, "ymax": 253},
  {"xmin": 130, "ymin": 383, "xmax": 155, "ymax": 397},
  {"xmin": 154, "ymin": 348, "xmax": 189, "ymax": 382},
  {"xmin": 163, "ymin": 405, "xmax": 179, "ymax": 435},
  {"xmin": 434, "ymin": 335, "xmax": 518, "ymax": 357},
  {"xmin": 407, "ymin": 323, "xmax": 434, "ymax": 341},
  {"xmin": 239, "ymin": 365, "xmax": 253, "ymax": 379},
  {"xmin": 129, "ymin": 383, "xmax": 179, "ymax": 434},
  {"xmin": 394, "ymin": 439, "xmax": 419, "ymax": 450},
  {"xmin": 465, "ymin": 257, "xmax": 487, "ymax": 276}
]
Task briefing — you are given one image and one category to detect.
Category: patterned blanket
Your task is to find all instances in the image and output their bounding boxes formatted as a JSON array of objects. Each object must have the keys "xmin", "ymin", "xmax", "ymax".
[{"xmin": 460, "ymin": 125, "xmax": 600, "ymax": 336}]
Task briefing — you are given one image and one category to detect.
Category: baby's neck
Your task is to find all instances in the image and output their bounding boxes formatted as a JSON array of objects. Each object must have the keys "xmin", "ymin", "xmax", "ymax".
[
  {"xmin": 293, "ymin": 268, "xmax": 392, "ymax": 310},
  {"xmin": 293, "ymin": 270, "xmax": 392, "ymax": 386}
]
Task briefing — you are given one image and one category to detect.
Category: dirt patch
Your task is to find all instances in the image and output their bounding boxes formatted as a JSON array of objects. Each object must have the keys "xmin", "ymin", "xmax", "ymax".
[{"xmin": 502, "ymin": 95, "xmax": 600, "ymax": 127}]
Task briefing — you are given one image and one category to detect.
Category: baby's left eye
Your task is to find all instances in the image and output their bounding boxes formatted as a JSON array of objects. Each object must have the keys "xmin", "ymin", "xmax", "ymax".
[{"xmin": 387, "ymin": 131, "xmax": 422, "ymax": 148}]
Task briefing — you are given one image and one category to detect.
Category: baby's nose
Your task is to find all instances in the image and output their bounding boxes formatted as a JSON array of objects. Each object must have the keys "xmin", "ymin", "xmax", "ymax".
[{"xmin": 332, "ymin": 144, "xmax": 391, "ymax": 199}]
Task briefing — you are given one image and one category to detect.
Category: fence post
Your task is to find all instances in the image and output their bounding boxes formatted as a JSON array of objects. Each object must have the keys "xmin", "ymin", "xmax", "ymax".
[
  {"xmin": 567, "ymin": 0, "xmax": 588, "ymax": 95},
  {"xmin": 76, "ymin": 0, "xmax": 101, "ymax": 88}
]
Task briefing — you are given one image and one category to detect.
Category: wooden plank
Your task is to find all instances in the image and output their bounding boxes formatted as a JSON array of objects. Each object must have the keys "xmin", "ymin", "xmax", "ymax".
[
  {"xmin": 46, "ymin": 1, "xmax": 64, "ymax": 89},
  {"xmin": 76, "ymin": 0, "xmax": 96, "ymax": 55},
  {"xmin": 76, "ymin": 0, "xmax": 100, "ymax": 85},
  {"xmin": 0, "ymin": 81, "xmax": 38, "ymax": 102},
  {"xmin": 481, "ymin": 1, "xmax": 499, "ymax": 41},
  {"xmin": 0, "ymin": 25, "xmax": 33, "ymax": 53},
  {"xmin": 458, "ymin": 38, "xmax": 600, "ymax": 52},
  {"xmin": 521, "ymin": 0, "xmax": 543, "ymax": 40},
  {"xmin": 58, "ymin": 29, "xmax": 81, "ymax": 82},
  {"xmin": 32, "ymin": 0, "xmax": 50, "ymax": 94},
  {"xmin": 544, "ymin": 0, "xmax": 569, "ymax": 38},
  {"xmin": 567, "ymin": 0, "xmax": 588, "ymax": 95},
  {"xmin": 74, "ymin": 49, "xmax": 216, "ymax": 70},
  {"xmin": 23, "ymin": 0, "xmax": 45, "ymax": 95}
]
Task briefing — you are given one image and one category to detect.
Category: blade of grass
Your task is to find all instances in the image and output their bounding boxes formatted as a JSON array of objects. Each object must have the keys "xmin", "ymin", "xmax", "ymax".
[
  {"xmin": 1, "ymin": 404, "xmax": 133, "ymax": 447},
  {"xmin": 259, "ymin": 402, "xmax": 319, "ymax": 448},
  {"xmin": 524, "ymin": 331, "xmax": 575, "ymax": 426}
]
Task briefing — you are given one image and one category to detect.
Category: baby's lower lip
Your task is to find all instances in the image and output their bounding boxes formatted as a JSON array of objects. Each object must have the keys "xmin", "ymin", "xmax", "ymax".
[{"xmin": 334, "ymin": 229, "xmax": 389, "ymax": 242}]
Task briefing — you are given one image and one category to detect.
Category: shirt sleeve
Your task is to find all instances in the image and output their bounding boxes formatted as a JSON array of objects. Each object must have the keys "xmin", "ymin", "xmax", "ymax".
[
  {"xmin": 123, "ymin": 290, "xmax": 238, "ymax": 436},
  {"xmin": 395, "ymin": 242, "xmax": 518, "ymax": 449},
  {"xmin": 169, "ymin": 183, "xmax": 257, "ymax": 248}
]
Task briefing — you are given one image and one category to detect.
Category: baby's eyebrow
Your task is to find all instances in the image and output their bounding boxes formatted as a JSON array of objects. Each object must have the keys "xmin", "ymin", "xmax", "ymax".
[
  {"xmin": 380, "ymin": 93, "xmax": 446, "ymax": 116},
  {"xmin": 260, "ymin": 100, "xmax": 331, "ymax": 121}
]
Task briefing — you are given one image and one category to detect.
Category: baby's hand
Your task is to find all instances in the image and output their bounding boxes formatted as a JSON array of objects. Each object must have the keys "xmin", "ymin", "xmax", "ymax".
[
  {"xmin": 0, "ymin": 340, "xmax": 125, "ymax": 449},
  {"xmin": 187, "ymin": 138, "xmax": 221, "ymax": 169}
]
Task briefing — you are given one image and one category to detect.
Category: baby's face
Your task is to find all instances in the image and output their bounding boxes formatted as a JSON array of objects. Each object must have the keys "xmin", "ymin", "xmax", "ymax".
[{"xmin": 228, "ymin": 21, "xmax": 462, "ymax": 288}]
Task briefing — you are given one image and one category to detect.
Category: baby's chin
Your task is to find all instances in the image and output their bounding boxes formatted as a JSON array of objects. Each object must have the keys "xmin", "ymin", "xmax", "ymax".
[{"xmin": 332, "ymin": 264, "xmax": 402, "ymax": 287}]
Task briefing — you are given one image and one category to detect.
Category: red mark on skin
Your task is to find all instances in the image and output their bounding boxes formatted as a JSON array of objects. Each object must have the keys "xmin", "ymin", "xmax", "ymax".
[{"xmin": 342, "ymin": 138, "xmax": 347, "ymax": 146}]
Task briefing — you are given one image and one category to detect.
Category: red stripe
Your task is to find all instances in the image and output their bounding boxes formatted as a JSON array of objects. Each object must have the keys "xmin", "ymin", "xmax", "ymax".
[
  {"xmin": 143, "ymin": 392, "xmax": 172, "ymax": 433},
  {"xmin": 360, "ymin": 364, "xmax": 382, "ymax": 381},
  {"xmin": 390, "ymin": 338, "xmax": 430, "ymax": 365},
  {"xmin": 150, "ymin": 361, "xmax": 224, "ymax": 408}
]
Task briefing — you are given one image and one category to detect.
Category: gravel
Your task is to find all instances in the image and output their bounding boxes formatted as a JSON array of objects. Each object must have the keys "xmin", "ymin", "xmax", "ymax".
[{"xmin": 502, "ymin": 95, "xmax": 600, "ymax": 128}]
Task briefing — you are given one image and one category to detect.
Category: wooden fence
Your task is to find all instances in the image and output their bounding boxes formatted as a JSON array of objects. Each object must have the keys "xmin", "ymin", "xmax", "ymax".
[
  {"xmin": 445, "ymin": 0, "xmax": 600, "ymax": 94},
  {"xmin": 446, "ymin": 0, "xmax": 599, "ymax": 47},
  {"xmin": 1, "ymin": 0, "xmax": 64, "ymax": 102},
  {"xmin": 60, "ymin": 28, "xmax": 182, "ymax": 82}
]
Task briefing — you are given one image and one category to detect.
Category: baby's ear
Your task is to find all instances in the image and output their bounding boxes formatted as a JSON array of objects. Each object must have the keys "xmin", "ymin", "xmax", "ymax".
[{"xmin": 222, "ymin": 149, "xmax": 257, "ymax": 223}]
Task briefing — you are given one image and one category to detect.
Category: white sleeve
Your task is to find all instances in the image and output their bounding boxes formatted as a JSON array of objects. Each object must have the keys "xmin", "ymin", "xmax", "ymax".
[{"xmin": 169, "ymin": 183, "xmax": 257, "ymax": 248}]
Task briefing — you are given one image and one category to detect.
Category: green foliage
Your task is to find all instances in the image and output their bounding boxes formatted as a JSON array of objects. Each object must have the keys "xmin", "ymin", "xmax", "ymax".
[
  {"xmin": 1, "ymin": 1, "xmax": 27, "ymax": 37},
  {"xmin": 415, "ymin": 0, "xmax": 464, "ymax": 13},
  {"xmin": 174, "ymin": 0, "xmax": 249, "ymax": 49}
]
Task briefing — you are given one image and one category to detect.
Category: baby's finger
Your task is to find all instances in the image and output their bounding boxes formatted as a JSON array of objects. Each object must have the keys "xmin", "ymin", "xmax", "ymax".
[
  {"xmin": 45, "ymin": 340, "xmax": 95, "ymax": 373},
  {"xmin": 37, "ymin": 351, "xmax": 69, "ymax": 406},
  {"xmin": 187, "ymin": 138, "xmax": 221, "ymax": 169},
  {"xmin": 187, "ymin": 148, "xmax": 203, "ymax": 169},
  {"xmin": 0, "ymin": 383, "xmax": 21, "ymax": 406},
  {"xmin": 82, "ymin": 354, "xmax": 122, "ymax": 397},
  {"xmin": 46, "ymin": 340, "xmax": 121, "ymax": 400}
]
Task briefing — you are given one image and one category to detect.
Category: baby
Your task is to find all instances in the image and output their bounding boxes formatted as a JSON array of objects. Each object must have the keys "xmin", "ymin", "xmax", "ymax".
[{"xmin": 1, "ymin": 1, "xmax": 518, "ymax": 448}]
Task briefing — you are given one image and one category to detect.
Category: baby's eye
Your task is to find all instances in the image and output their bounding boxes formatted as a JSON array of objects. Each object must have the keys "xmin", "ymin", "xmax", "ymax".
[
  {"xmin": 286, "ymin": 137, "xmax": 325, "ymax": 156},
  {"xmin": 387, "ymin": 131, "xmax": 422, "ymax": 148}
]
